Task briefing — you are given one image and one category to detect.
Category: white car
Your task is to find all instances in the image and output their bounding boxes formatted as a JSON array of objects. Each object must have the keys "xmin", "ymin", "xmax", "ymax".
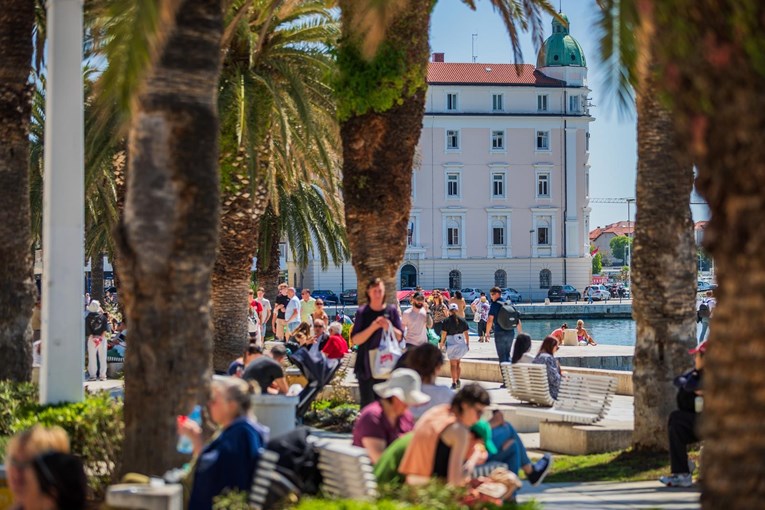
[
  {"xmin": 461, "ymin": 288, "xmax": 483, "ymax": 302},
  {"xmin": 501, "ymin": 288, "xmax": 522, "ymax": 303},
  {"xmin": 584, "ymin": 285, "xmax": 610, "ymax": 301}
]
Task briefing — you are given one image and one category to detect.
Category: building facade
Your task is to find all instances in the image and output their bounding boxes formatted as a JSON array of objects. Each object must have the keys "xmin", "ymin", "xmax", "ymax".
[{"xmin": 289, "ymin": 15, "xmax": 594, "ymax": 300}]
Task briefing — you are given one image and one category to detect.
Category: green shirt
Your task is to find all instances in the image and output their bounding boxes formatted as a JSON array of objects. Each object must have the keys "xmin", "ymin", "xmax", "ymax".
[
  {"xmin": 373, "ymin": 433, "xmax": 413, "ymax": 486},
  {"xmin": 300, "ymin": 298, "xmax": 316, "ymax": 323}
]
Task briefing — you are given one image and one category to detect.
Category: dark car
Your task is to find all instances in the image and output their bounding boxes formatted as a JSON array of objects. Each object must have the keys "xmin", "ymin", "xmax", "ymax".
[
  {"xmin": 339, "ymin": 289, "xmax": 357, "ymax": 305},
  {"xmin": 311, "ymin": 290, "xmax": 339, "ymax": 305},
  {"xmin": 547, "ymin": 285, "xmax": 581, "ymax": 302}
]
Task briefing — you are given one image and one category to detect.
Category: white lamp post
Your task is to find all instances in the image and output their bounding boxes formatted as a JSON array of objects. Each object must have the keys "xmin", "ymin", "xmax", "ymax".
[{"xmin": 40, "ymin": 0, "xmax": 84, "ymax": 404}]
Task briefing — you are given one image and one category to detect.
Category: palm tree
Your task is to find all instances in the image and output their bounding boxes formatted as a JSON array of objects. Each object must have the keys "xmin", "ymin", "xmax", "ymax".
[
  {"xmin": 642, "ymin": 1, "xmax": 765, "ymax": 506},
  {"xmin": 335, "ymin": 0, "xmax": 554, "ymax": 304},
  {"xmin": 211, "ymin": 0, "xmax": 340, "ymax": 371},
  {"xmin": 0, "ymin": 0, "xmax": 37, "ymax": 382},
  {"xmin": 596, "ymin": 0, "xmax": 697, "ymax": 451},
  {"xmin": 99, "ymin": 0, "xmax": 225, "ymax": 475}
]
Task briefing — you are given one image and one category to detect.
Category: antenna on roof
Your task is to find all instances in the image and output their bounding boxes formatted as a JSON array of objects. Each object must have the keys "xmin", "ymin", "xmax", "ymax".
[{"xmin": 471, "ymin": 34, "xmax": 478, "ymax": 63}]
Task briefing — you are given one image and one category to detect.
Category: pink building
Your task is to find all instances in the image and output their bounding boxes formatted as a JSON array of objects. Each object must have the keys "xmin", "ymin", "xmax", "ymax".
[{"xmin": 290, "ymin": 14, "xmax": 594, "ymax": 301}]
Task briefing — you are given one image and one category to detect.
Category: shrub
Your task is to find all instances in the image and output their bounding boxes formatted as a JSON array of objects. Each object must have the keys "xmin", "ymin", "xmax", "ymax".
[
  {"xmin": 0, "ymin": 381, "xmax": 39, "ymax": 436},
  {"xmin": 341, "ymin": 323, "xmax": 352, "ymax": 345},
  {"xmin": 12, "ymin": 391, "xmax": 123, "ymax": 499}
]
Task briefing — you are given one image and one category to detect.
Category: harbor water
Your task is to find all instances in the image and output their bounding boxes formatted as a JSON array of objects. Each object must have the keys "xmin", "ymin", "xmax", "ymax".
[{"xmin": 468, "ymin": 318, "xmax": 636, "ymax": 346}]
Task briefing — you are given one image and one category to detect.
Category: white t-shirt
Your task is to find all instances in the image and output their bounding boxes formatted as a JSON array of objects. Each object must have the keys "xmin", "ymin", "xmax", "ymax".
[
  {"xmin": 257, "ymin": 298, "xmax": 271, "ymax": 322},
  {"xmin": 285, "ymin": 295, "xmax": 302, "ymax": 324},
  {"xmin": 411, "ymin": 384, "xmax": 454, "ymax": 420},
  {"xmin": 402, "ymin": 306, "xmax": 429, "ymax": 346}
]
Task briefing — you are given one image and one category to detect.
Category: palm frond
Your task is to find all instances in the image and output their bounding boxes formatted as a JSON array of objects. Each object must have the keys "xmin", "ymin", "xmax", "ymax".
[{"xmin": 594, "ymin": 0, "xmax": 637, "ymax": 118}]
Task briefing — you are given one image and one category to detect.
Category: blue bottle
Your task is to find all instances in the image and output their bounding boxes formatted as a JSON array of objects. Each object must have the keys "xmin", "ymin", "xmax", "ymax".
[{"xmin": 176, "ymin": 405, "xmax": 202, "ymax": 454}]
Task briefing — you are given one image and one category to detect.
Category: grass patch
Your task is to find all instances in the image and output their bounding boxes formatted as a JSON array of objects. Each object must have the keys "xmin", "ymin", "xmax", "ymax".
[{"xmin": 545, "ymin": 448, "xmax": 700, "ymax": 483}]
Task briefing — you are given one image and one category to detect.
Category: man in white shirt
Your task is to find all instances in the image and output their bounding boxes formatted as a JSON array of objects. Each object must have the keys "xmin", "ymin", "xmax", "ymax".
[
  {"xmin": 698, "ymin": 290, "xmax": 716, "ymax": 342},
  {"xmin": 256, "ymin": 287, "xmax": 272, "ymax": 339},
  {"xmin": 402, "ymin": 292, "xmax": 433, "ymax": 348},
  {"xmin": 285, "ymin": 287, "xmax": 302, "ymax": 335}
]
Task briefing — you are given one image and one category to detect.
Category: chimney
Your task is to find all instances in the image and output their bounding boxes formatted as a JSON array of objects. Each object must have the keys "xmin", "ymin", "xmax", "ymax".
[{"xmin": 432, "ymin": 52, "xmax": 444, "ymax": 63}]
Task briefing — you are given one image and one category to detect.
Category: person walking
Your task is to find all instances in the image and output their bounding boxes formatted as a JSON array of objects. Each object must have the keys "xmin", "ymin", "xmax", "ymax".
[
  {"xmin": 470, "ymin": 292, "xmax": 490, "ymax": 343},
  {"xmin": 255, "ymin": 287, "xmax": 271, "ymax": 340},
  {"xmin": 448, "ymin": 291, "xmax": 467, "ymax": 318},
  {"xmin": 484, "ymin": 287, "xmax": 521, "ymax": 378},
  {"xmin": 350, "ymin": 278, "xmax": 404, "ymax": 408},
  {"xmin": 439, "ymin": 304, "xmax": 470, "ymax": 390},
  {"xmin": 284, "ymin": 287, "xmax": 302, "ymax": 337},
  {"xmin": 84, "ymin": 300, "xmax": 109, "ymax": 381},
  {"xmin": 402, "ymin": 292, "xmax": 432, "ymax": 349},
  {"xmin": 697, "ymin": 290, "xmax": 715, "ymax": 342},
  {"xmin": 272, "ymin": 283, "xmax": 289, "ymax": 341},
  {"xmin": 429, "ymin": 290, "xmax": 449, "ymax": 337}
]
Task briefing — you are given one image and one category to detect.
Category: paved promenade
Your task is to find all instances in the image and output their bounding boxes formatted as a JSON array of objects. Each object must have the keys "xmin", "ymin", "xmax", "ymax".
[{"xmin": 519, "ymin": 480, "xmax": 699, "ymax": 509}]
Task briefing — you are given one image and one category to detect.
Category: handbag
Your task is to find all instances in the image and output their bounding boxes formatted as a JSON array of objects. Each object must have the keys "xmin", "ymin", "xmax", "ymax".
[
  {"xmin": 427, "ymin": 328, "xmax": 440, "ymax": 345},
  {"xmin": 368, "ymin": 324, "xmax": 402, "ymax": 379}
]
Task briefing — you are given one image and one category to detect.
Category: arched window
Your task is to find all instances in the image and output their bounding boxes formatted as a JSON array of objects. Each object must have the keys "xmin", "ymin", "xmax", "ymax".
[
  {"xmin": 539, "ymin": 269, "xmax": 552, "ymax": 289},
  {"xmin": 400, "ymin": 264, "xmax": 417, "ymax": 288},
  {"xmin": 449, "ymin": 270, "xmax": 462, "ymax": 290},
  {"xmin": 494, "ymin": 269, "xmax": 507, "ymax": 288}
]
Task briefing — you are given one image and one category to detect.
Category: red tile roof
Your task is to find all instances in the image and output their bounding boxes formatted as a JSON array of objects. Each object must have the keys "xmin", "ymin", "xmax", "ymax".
[
  {"xmin": 589, "ymin": 221, "xmax": 634, "ymax": 240},
  {"xmin": 427, "ymin": 62, "xmax": 565, "ymax": 87}
]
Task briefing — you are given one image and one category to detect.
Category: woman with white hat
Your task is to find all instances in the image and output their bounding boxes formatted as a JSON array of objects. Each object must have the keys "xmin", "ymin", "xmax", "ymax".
[
  {"xmin": 84, "ymin": 300, "xmax": 109, "ymax": 381},
  {"xmin": 439, "ymin": 304, "xmax": 470, "ymax": 389},
  {"xmin": 351, "ymin": 368, "xmax": 430, "ymax": 464}
]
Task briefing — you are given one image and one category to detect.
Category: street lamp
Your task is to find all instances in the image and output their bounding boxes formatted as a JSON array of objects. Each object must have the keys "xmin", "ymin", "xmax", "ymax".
[{"xmin": 529, "ymin": 229, "xmax": 534, "ymax": 304}]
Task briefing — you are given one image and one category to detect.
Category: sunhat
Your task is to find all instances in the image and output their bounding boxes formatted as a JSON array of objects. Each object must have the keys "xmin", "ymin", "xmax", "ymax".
[
  {"xmin": 87, "ymin": 300, "xmax": 102, "ymax": 313},
  {"xmin": 373, "ymin": 368, "xmax": 431, "ymax": 406}
]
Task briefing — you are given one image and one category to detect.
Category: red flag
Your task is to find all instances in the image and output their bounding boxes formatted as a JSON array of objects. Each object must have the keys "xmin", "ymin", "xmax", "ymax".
[{"xmin": 590, "ymin": 246, "xmax": 599, "ymax": 255}]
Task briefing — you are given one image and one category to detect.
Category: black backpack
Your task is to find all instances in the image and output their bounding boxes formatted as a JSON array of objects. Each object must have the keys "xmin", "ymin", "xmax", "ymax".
[
  {"xmin": 86, "ymin": 312, "xmax": 107, "ymax": 336},
  {"xmin": 496, "ymin": 301, "xmax": 521, "ymax": 330},
  {"xmin": 697, "ymin": 302, "xmax": 711, "ymax": 322}
]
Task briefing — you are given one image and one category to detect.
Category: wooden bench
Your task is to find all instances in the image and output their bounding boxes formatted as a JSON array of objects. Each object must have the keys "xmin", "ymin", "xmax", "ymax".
[
  {"xmin": 501, "ymin": 363, "xmax": 556, "ymax": 407},
  {"xmin": 312, "ymin": 440, "xmax": 378, "ymax": 500},
  {"xmin": 516, "ymin": 372, "xmax": 618, "ymax": 425}
]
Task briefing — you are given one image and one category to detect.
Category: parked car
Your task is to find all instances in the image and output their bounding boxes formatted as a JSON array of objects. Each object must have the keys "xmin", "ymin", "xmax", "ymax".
[
  {"xmin": 460, "ymin": 288, "xmax": 483, "ymax": 302},
  {"xmin": 697, "ymin": 281, "xmax": 717, "ymax": 293},
  {"xmin": 583, "ymin": 285, "xmax": 610, "ymax": 301},
  {"xmin": 339, "ymin": 289, "xmax": 357, "ymax": 305},
  {"xmin": 547, "ymin": 285, "xmax": 581, "ymax": 302},
  {"xmin": 311, "ymin": 290, "xmax": 339, "ymax": 305},
  {"xmin": 501, "ymin": 288, "xmax": 522, "ymax": 303}
]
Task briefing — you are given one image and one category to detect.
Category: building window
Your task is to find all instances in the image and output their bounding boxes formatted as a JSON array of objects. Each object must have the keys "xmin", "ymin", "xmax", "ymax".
[
  {"xmin": 492, "ymin": 224, "xmax": 505, "ymax": 245},
  {"xmin": 537, "ymin": 217, "xmax": 551, "ymax": 246},
  {"xmin": 446, "ymin": 93, "xmax": 458, "ymax": 111},
  {"xmin": 537, "ymin": 173, "xmax": 550, "ymax": 198},
  {"xmin": 492, "ymin": 93, "xmax": 503, "ymax": 111},
  {"xmin": 586, "ymin": 132, "xmax": 591, "ymax": 151},
  {"xmin": 447, "ymin": 224, "xmax": 460, "ymax": 246},
  {"xmin": 446, "ymin": 129, "xmax": 460, "ymax": 150},
  {"xmin": 491, "ymin": 130, "xmax": 504, "ymax": 151},
  {"xmin": 537, "ymin": 94, "xmax": 548, "ymax": 112},
  {"xmin": 539, "ymin": 269, "xmax": 551, "ymax": 289},
  {"xmin": 449, "ymin": 270, "xmax": 462, "ymax": 290},
  {"xmin": 446, "ymin": 172, "xmax": 460, "ymax": 198},
  {"xmin": 494, "ymin": 269, "xmax": 507, "ymax": 288},
  {"xmin": 536, "ymin": 130, "xmax": 550, "ymax": 151},
  {"xmin": 407, "ymin": 220, "xmax": 415, "ymax": 246},
  {"xmin": 492, "ymin": 173, "xmax": 505, "ymax": 198},
  {"xmin": 569, "ymin": 95, "xmax": 580, "ymax": 112}
]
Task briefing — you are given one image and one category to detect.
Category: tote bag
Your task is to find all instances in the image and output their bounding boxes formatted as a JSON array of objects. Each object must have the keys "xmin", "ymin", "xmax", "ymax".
[{"xmin": 368, "ymin": 325, "xmax": 403, "ymax": 379}]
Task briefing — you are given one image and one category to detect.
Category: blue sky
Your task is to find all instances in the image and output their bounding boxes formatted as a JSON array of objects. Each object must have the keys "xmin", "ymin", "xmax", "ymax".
[{"xmin": 430, "ymin": 0, "xmax": 709, "ymax": 229}]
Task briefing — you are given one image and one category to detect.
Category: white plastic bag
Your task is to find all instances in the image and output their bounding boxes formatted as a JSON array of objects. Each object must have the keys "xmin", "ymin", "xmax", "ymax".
[{"xmin": 369, "ymin": 325, "xmax": 402, "ymax": 379}]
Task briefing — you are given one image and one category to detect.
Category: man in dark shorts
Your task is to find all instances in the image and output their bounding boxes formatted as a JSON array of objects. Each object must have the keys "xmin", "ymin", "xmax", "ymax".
[
  {"xmin": 242, "ymin": 344, "xmax": 289, "ymax": 394},
  {"xmin": 272, "ymin": 283, "xmax": 290, "ymax": 341}
]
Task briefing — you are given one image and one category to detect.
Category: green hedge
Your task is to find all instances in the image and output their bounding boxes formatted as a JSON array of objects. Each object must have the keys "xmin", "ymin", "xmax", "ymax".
[{"xmin": 1, "ymin": 382, "xmax": 122, "ymax": 499}]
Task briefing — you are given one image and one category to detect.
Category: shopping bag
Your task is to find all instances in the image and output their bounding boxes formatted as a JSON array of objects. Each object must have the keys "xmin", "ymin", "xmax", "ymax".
[
  {"xmin": 368, "ymin": 325, "xmax": 402, "ymax": 379},
  {"xmin": 427, "ymin": 328, "xmax": 440, "ymax": 345}
]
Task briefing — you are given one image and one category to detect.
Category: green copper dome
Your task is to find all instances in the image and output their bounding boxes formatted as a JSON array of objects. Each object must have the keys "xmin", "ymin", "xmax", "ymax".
[{"xmin": 536, "ymin": 14, "xmax": 586, "ymax": 68}]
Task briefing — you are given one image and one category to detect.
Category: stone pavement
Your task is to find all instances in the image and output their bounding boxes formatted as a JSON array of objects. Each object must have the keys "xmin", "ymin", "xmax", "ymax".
[{"xmin": 518, "ymin": 480, "xmax": 700, "ymax": 509}]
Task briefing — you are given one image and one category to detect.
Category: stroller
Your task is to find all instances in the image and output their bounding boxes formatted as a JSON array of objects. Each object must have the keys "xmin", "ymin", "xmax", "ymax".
[{"xmin": 287, "ymin": 342, "xmax": 342, "ymax": 420}]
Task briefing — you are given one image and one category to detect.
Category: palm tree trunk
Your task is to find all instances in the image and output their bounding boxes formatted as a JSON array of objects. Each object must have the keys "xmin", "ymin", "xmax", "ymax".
[
  {"xmin": 338, "ymin": 1, "xmax": 431, "ymax": 305},
  {"xmin": 631, "ymin": 27, "xmax": 697, "ymax": 450},
  {"xmin": 116, "ymin": 0, "xmax": 223, "ymax": 476},
  {"xmin": 645, "ymin": 1, "xmax": 765, "ymax": 506},
  {"xmin": 256, "ymin": 209, "xmax": 281, "ymax": 306},
  {"xmin": 0, "ymin": 0, "xmax": 36, "ymax": 382},
  {"xmin": 90, "ymin": 253, "xmax": 104, "ymax": 304}
]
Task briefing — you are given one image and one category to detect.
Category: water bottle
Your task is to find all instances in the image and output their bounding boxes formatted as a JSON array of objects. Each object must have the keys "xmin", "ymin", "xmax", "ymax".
[{"xmin": 176, "ymin": 405, "xmax": 202, "ymax": 454}]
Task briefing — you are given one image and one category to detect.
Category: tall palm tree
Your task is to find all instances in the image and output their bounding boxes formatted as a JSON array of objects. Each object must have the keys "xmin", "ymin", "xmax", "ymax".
[
  {"xmin": 0, "ymin": 0, "xmax": 36, "ymax": 382},
  {"xmin": 596, "ymin": 0, "xmax": 697, "ymax": 451},
  {"xmin": 335, "ymin": 0, "xmax": 554, "ymax": 304},
  {"xmin": 211, "ymin": 0, "xmax": 340, "ymax": 371},
  {"xmin": 99, "ymin": 0, "xmax": 225, "ymax": 475},
  {"xmin": 644, "ymin": 1, "xmax": 765, "ymax": 506}
]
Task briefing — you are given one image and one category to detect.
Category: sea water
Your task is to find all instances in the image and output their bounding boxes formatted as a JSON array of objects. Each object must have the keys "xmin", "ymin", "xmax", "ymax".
[{"xmin": 469, "ymin": 318, "xmax": 637, "ymax": 346}]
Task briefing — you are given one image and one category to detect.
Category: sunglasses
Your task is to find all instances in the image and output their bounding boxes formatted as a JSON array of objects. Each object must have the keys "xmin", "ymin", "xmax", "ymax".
[
  {"xmin": 313, "ymin": 324, "xmax": 324, "ymax": 328},
  {"xmin": 316, "ymin": 302, "xmax": 324, "ymax": 306}
]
